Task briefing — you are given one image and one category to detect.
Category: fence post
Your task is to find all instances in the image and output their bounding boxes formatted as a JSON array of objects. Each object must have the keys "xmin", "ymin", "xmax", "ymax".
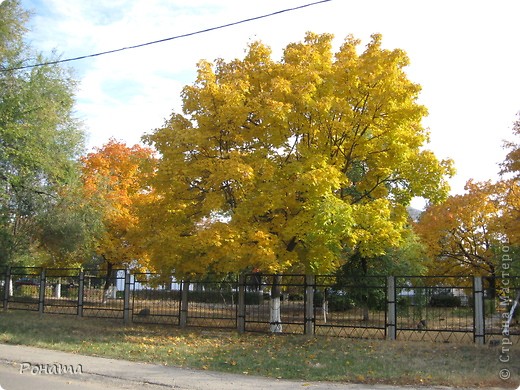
[
  {"xmin": 180, "ymin": 280, "xmax": 189, "ymax": 328},
  {"xmin": 305, "ymin": 274, "xmax": 315, "ymax": 336},
  {"xmin": 38, "ymin": 268, "xmax": 46, "ymax": 314},
  {"xmin": 123, "ymin": 270, "xmax": 132, "ymax": 324},
  {"xmin": 3, "ymin": 267, "xmax": 11, "ymax": 310},
  {"xmin": 386, "ymin": 276, "xmax": 397, "ymax": 341},
  {"xmin": 474, "ymin": 276, "xmax": 485, "ymax": 345},
  {"xmin": 77, "ymin": 270, "xmax": 84, "ymax": 318},
  {"xmin": 237, "ymin": 274, "xmax": 246, "ymax": 333}
]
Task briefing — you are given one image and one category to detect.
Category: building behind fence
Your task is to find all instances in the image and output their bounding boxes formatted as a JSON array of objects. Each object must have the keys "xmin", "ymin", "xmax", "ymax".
[{"xmin": 1, "ymin": 266, "xmax": 518, "ymax": 344}]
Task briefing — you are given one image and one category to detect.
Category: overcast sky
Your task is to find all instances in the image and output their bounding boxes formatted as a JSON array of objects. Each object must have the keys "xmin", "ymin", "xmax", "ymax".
[{"xmin": 19, "ymin": 0, "xmax": 520, "ymax": 203}]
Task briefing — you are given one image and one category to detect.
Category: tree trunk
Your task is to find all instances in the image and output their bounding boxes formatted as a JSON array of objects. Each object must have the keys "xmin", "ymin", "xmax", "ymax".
[
  {"xmin": 361, "ymin": 257, "xmax": 369, "ymax": 322},
  {"xmin": 322, "ymin": 288, "xmax": 328, "ymax": 323},
  {"xmin": 362, "ymin": 304, "xmax": 369, "ymax": 322},
  {"xmin": 269, "ymin": 274, "xmax": 282, "ymax": 333},
  {"xmin": 102, "ymin": 260, "xmax": 113, "ymax": 303},
  {"xmin": 54, "ymin": 277, "xmax": 61, "ymax": 298}
]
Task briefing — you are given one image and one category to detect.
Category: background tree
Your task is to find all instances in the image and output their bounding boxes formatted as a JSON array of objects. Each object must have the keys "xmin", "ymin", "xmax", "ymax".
[
  {"xmin": 415, "ymin": 180, "xmax": 504, "ymax": 279},
  {"xmin": 416, "ymin": 114, "xmax": 520, "ymax": 278},
  {"xmin": 500, "ymin": 112, "xmax": 520, "ymax": 178},
  {"xmin": 81, "ymin": 140, "xmax": 155, "ymax": 290},
  {"xmin": 0, "ymin": 0, "xmax": 85, "ymax": 266},
  {"xmin": 334, "ymin": 226, "xmax": 428, "ymax": 321},
  {"xmin": 499, "ymin": 113, "xmax": 520, "ymax": 245},
  {"xmin": 34, "ymin": 178, "xmax": 105, "ymax": 267},
  {"xmin": 142, "ymin": 32, "xmax": 452, "ymax": 277}
]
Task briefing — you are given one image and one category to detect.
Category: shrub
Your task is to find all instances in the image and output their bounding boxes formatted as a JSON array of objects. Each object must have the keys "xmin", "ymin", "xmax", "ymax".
[
  {"xmin": 327, "ymin": 294, "xmax": 356, "ymax": 311},
  {"xmin": 188, "ymin": 290, "xmax": 236, "ymax": 304},
  {"xmin": 314, "ymin": 290, "xmax": 355, "ymax": 311},
  {"xmin": 430, "ymin": 293, "xmax": 461, "ymax": 307},
  {"xmin": 16, "ymin": 285, "xmax": 38, "ymax": 297}
]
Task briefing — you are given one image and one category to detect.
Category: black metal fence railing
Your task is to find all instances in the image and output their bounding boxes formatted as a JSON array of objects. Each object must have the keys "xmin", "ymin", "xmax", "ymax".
[
  {"xmin": 0, "ymin": 266, "xmax": 7, "ymax": 310},
  {"xmin": 483, "ymin": 276, "xmax": 520, "ymax": 344},
  {"xmin": 81, "ymin": 269, "xmax": 125, "ymax": 319},
  {"xmin": 7, "ymin": 267, "xmax": 42, "ymax": 312},
  {"xmin": 43, "ymin": 268, "xmax": 81, "ymax": 315},
  {"xmin": 395, "ymin": 276, "xmax": 475, "ymax": 343},
  {"xmin": 314, "ymin": 275, "xmax": 387, "ymax": 339},
  {"xmin": 1, "ymin": 267, "xmax": 519, "ymax": 345},
  {"xmin": 186, "ymin": 276, "xmax": 238, "ymax": 329},
  {"xmin": 244, "ymin": 274, "xmax": 307, "ymax": 335},
  {"xmin": 131, "ymin": 273, "xmax": 181, "ymax": 325}
]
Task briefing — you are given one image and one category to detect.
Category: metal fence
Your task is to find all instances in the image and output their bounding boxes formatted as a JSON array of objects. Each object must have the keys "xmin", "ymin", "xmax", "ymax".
[
  {"xmin": 131, "ymin": 273, "xmax": 181, "ymax": 325},
  {"xmin": 244, "ymin": 274, "xmax": 307, "ymax": 334},
  {"xmin": 395, "ymin": 276, "xmax": 475, "ymax": 343},
  {"xmin": 1, "ymin": 267, "xmax": 519, "ymax": 344},
  {"xmin": 6, "ymin": 267, "xmax": 42, "ymax": 312},
  {"xmin": 185, "ymin": 276, "xmax": 238, "ymax": 329},
  {"xmin": 81, "ymin": 269, "xmax": 126, "ymax": 319},
  {"xmin": 314, "ymin": 275, "xmax": 387, "ymax": 339},
  {"xmin": 483, "ymin": 276, "xmax": 520, "ymax": 344},
  {"xmin": 43, "ymin": 268, "xmax": 81, "ymax": 315}
]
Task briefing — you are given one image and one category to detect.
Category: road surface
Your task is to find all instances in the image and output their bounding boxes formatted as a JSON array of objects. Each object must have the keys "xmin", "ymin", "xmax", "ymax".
[{"xmin": 0, "ymin": 343, "xmax": 509, "ymax": 390}]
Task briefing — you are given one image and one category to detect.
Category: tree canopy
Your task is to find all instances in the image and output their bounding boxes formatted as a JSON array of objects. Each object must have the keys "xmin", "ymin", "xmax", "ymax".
[
  {"xmin": 0, "ymin": 0, "xmax": 85, "ymax": 266},
  {"xmin": 415, "ymin": 116, "xmax": 520, "ymax": 278},
  {"xmin": 142, "ymin": 32, "xmax": 453, "ymax": 275},
  {"xmin": 81, "ymin": 140, "xmax": 155, "ymax": 272},
  {"xmin": 415, "ymin": 180, "xmax": 503, "ymax": 277}
]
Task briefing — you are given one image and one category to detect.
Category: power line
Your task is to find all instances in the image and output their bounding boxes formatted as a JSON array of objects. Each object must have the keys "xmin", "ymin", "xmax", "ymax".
[{"xmin": 2, "ymin": 0, "xmax": 333, "ymax": 72}]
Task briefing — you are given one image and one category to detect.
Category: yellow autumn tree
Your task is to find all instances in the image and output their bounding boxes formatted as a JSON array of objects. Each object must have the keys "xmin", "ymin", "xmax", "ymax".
[
  {"xmin": 416, "ymin": 113, "xmax": 520, "ymax": 281},
  {"xmin": 415, "ymin": 180, "xmax": 504, "ymax": 278},
  {"xmin": 81, "ymin": 140, "xmax": 155, "ymax": 282},
  {"xmin": 499, "ymin": 113, "xmax": 520, "ymax": 245},
  {"xmin": 141, "ymin": 33, "xmax": 453, "ymax": 276}
]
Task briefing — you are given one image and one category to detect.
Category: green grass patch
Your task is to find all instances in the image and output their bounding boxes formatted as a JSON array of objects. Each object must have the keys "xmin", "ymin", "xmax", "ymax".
[{"xmin": 0, "ymin": 311, "xmax": 518, "ymax": 388}]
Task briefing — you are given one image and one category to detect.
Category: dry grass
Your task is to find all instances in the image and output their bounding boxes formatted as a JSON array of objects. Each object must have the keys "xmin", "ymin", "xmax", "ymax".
[{"xmin": 0, "ymin": 310, "xmax": 518, "ymax": 388}]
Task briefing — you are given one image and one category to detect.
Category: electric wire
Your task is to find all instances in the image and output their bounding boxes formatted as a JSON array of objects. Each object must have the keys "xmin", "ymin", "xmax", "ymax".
[{"xmin": 1, "ymin": 0, "xmax": 333, "ymax": 72}]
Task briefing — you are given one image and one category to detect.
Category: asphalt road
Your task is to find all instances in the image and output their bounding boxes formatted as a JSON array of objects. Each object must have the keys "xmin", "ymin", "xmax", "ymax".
[
  {"xmin": 0, "ymin": 343, "xmax": 511, "ymax": 390},
  {"xmin": 0, "ymin": 362, "xmax": 166, "ymax": 390}
]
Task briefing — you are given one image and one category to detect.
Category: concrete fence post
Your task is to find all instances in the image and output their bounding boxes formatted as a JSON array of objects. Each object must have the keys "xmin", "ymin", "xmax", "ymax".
[
  {"xmin": 77, "ymin": 270, "xmax": 84, "ymax": 317},
  {"xmin": 305, "ymin": 274, "xmax": 315, "ymax": 336},
  {"xmin": 473, "ymin": 276, "xmax": 485, "ymax": 345},
  {"xmin": 386, "ymin": 276, "xmax": 397, "ymax": 340},
  {"xmin": 180, "ymin": 280, "xmax": 189, "ymax": 328},
  {"xmin": 237, "ymin": 274, "xmax": 246, "ymax": 333},
  {"xmin": 123, "ymin": 270, "xmax": 132, "ymax": 324},
  {"xmin": 38, "ymin": 268, "xmax": 46, "ymax": 314},
  {"xmin": 3, "ymin": 267, "xmax": 11, "ymax": 310}
]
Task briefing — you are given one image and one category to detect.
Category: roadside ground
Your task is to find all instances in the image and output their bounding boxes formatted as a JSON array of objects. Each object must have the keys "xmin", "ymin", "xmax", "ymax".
[{"xmin": 0, "ymin": 343, "xmax": 509, "ymax": 390}]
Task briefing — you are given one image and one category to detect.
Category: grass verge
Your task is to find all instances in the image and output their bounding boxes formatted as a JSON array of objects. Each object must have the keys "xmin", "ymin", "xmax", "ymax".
[{"xmin": 0, "ymin": 311, "xmax": 517, "ymax": 388}]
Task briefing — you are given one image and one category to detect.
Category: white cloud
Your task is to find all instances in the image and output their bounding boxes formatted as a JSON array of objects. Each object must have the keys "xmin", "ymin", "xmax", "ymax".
[{"xmin": 21, "ymin": 0, "xmax": 520, "ymax": 195}]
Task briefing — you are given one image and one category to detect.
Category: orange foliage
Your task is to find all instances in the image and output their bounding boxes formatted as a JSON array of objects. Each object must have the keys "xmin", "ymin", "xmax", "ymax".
[
  {"xmin": 81, "ymin": 139, "xmax": 155, "ymax": 270},
  {"xmin": 415, "ymin": 180, "xmax": 514, "ymax": 277}
]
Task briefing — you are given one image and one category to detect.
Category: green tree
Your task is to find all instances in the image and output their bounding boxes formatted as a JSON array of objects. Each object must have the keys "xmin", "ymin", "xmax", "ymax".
[
  {"xmin": 34, "ymin": 178, "xmax": 105, "ymax": 267},
  {"xmin": 333, "ymin": 226, "xmax": 428, "ymax": 321},
  {"xmin": 0, "ymin": 0, "xmax": 85, "ymax": 266},
  {"xmin": 142, "ymin": 32, "xmax": 452, "ymax": 276}
]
